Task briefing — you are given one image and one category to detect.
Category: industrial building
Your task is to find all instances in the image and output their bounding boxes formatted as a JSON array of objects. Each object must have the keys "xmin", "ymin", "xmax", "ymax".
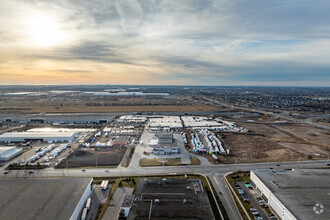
[
  {"xmin": 148, "ymin": 116, "xmax": 183, "ymax": 130},
  {"xmin": 153, "ymin": 132, "xmax": 178, "ymax": 154},
  {"xmin": 250, "ymin": 169, "xmax": 330, "ymax": 220},
  {"xmin": 0, "ymin": 131, "xmax": 78, "ymax": 143},
  {"xmin": 158, "ymin": 131, "xmax": 173, "ymax": 144},
  {"xmin": 120, "ymin": 195, "xmax": 134, "ymax": 218},
  {"xmin": 0, "ymin": 178, "xmax": 93, "ymax": 220},
  {"xmin": 127, "ymin": 178, "xmax": 215, "ymax": 219},
  {"xmin": 116, "ymin": 115, "xmax": 148, "ymax": 124},
  {"xmin": 0, "ymin": 146, "xmax": 23, "ymax": 161}
]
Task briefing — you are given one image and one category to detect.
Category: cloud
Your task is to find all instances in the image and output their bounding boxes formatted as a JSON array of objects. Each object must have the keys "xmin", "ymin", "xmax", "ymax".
[{"xmin": 0, "ymin": 0, "xmax": 329, "ymax": 86}]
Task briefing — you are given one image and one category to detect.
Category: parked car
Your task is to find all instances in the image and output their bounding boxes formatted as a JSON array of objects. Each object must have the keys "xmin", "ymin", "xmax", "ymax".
[
  {"xmin": 28, "ymin": 170, "xmax": 34, "ymax": 174},
  {"xmin": 243, "ymin": 197, "xmax": 250, "ymax": 203},
  {"xmin": 4, "ymin": 171, "xmax": 8, "ymax": 174},
  {"xmin": 252, "ymin": 211, "xmax": 259, "ymax": 216},
  {"xmin": 269, "ymin": 214, "xmax": 276, "ymax": 219},
  {"xmin": 250, "ymin": 208, "xmax": 257, "ymax": 212}
]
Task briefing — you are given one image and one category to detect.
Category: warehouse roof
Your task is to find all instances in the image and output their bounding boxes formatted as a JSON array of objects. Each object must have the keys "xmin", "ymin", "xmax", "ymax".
[
  {"xmin": 0, "ymin": 147, "xmax": 22, "ymax": 157},
  {"xmin": 0, "ymin": 146, "xmax": 16, "ymax": 154},
  {"xmin": 0, "ymin": 131, "xmax": 77, "ymax": 139},
  {"xmin": 253, "ymin": 169, "xmax": 330, "ymax": 219},
  {"xmin": 0, "ymin": 178, "xmax": 92, "ymax": 220}
]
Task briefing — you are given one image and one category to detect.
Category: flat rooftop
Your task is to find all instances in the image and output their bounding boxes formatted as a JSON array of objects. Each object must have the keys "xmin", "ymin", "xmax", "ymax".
[
  {"xmin": 253, "ymin": 169, "xmax": 330, "ymax": 219},
  {"xmin": 0, "ymin": 131, "xmax": 77, "ymax": 138},
  {"xmin": 0, "ymin": 178, "xmax": 91, "ymax": 220},
  {"xmin": 128, "ymin": 178, "xmax": 215, "ymax": 220},
  {"xmin": 0, "ymin": 146, "xmax": 16, "ymax": 154}
]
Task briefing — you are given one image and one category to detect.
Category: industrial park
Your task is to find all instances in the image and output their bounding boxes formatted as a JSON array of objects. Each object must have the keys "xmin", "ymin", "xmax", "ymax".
[
  {"xmin": 0, "ymin": 84, "xmax": 329, "ymax": 220},
  {"xmin": 1, "ymin": 0, "xmax": 330, "ymax": 218}
]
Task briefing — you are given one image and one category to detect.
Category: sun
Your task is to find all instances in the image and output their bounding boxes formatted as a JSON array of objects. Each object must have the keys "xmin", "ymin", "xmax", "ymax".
[{"xmin": 27, "ymin": 14, "xmax": 66, "ymax": 47}]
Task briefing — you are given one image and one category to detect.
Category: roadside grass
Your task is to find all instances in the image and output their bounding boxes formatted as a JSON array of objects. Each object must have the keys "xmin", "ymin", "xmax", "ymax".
[
  {"xmin": 190, "ymin": 156, "xmax": 201, "ymax": 165},
  {"xmin": 139, "ymin": 157, "xmax": 182, "ymax": 167}
]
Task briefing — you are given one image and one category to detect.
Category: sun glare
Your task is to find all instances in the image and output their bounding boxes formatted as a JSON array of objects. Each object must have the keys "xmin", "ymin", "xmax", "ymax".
[{"xmin": 27, "ymin": 14, "xmax": 66, "ymax": 47}]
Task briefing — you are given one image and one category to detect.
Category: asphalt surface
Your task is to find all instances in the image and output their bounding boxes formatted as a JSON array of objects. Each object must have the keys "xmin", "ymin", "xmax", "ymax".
[{"xmin": 2, "ymin": 159, "xmax": 329, "ymax": 220}]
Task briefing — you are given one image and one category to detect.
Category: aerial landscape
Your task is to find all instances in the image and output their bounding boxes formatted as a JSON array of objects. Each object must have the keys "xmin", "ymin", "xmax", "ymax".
[{"xmin": 0, "ymin": 1, "xmax": 329, "ymax": 220}]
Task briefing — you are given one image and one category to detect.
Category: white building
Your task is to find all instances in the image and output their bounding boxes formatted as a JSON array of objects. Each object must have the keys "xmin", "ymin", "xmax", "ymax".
[
  {"xmin": 250, "ymin": 169, "xmax": 330, "ymax": 220},
  {"xmin": 0, "ymin": 131, "xmax": 78, "ymax": 143},
  {"xmin": 0, "ymin": 147, "xmax": 23, "ymax": 161},
  {"xmin": 120, "ymin": 195, "xmax": 134, "ymax": 218}
]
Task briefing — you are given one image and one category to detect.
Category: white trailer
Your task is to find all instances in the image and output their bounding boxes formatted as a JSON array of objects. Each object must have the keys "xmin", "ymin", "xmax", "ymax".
[
  {"xmin": 86, "ymin": 198, "xmax": 91, "ymax": 210},
  {"xmin": 81, "ymin": 207, "xmax": 87, "ymax": 220},
  {"xmin": 101, "ymin": 180, "xmax": 109, "ymax": 190},
  {"xmin": 100, "ymin": 180, "xmax": 105, "ymax": 189}
]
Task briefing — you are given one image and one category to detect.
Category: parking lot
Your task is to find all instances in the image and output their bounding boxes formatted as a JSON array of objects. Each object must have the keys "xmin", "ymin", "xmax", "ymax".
[{"xmin": 233, "ymin": 181, "xmax": 278, "ymax": 220}]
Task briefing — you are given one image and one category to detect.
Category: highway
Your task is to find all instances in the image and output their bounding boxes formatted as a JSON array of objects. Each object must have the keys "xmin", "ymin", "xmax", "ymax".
[{"xmin": 2, "ymin": 159, "xmax": 329, "ymax": 220}]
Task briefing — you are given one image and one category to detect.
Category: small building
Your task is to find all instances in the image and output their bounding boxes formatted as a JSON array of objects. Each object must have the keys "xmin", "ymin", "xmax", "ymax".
[
  {"xmin": 0, "ymin": 147, "xmax": 23, "ymax": 161},
  {"xmin": 152, "ymin": 131, "xmax": 178, "ymax": 154},
  {"xmin": 120, "ymin": 195, "xmax": 134, "ymax": 218}
]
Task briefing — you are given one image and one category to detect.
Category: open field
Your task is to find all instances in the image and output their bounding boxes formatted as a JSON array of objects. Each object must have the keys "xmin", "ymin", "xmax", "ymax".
[
  {"xmin": 0, "ymin": 104, "xmax": 219, "ymax": 113},
  {"xmin": 58, "ymin": 147, "xmax": 126, "ymax": 168},
  {"xmin": 0, "ymin": 92, "xmax": 220, "ymax": 113},
  {"xmin": 190, "ymin": 156, "xmax": 201, "ymax": 165},
  {"xmin": 217, "ymin": 121, "xmax": 329, "ymax": 164}
]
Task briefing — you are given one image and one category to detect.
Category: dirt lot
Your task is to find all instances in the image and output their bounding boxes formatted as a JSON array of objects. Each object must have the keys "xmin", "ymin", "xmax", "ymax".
[
  {"xmin": 216, "ymin": 121, "xmax": 329, "ymax": 164},
  {"xmin": 58, "ymin": 147, "xmax": 126, "ymax": 168}
]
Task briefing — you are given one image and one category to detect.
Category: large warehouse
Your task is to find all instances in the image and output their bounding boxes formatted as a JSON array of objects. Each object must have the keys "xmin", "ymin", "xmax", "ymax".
[
  {"xmin": 0, "ymin": 147, "xmax": 23, "ymax": 161},
  {"xmin": 0, "ymin": 131, "xmax": 78, "ymax": 143},
  {"xmin": 250, "ymin": 169, "xmax": 330, "ymax": 220},
  {"xmin": 0, "ymin": 178, "xmax": 93, "ymax": 220}
]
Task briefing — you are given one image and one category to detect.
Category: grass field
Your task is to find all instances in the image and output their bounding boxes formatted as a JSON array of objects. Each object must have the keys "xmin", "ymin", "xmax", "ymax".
[
  {"xmin": 190, "ymin": 156, "xmax": 201, "ymax": 165},
  {"xmin": 139, "ymin": 157, "xmax": 182, "ymax": 167},
  {"xmin": 0, "ymin": 104, "xmax": 219, "ymax": 113}
]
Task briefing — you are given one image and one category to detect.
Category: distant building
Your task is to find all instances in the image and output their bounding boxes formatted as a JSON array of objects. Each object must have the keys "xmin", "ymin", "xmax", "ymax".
[
  {"xmin": 0, "ymin": 131, "xmax": 78, "ymax": 143},
  {"xmin": 0, "ymin": 147, "xmax": 23, "ymax": 161}
]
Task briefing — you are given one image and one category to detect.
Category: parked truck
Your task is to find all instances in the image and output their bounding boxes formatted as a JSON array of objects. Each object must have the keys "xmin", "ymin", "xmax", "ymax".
[
  {"xmin": 81, "ymin": 208, "xmax": 87, "ymax": 220},
  {"xmin": 101, "ymin": 180, "xmax": 109, "ymax": 190},
  {"xmin": 86, "ymin": 198, "xmax": 91, "ymax": 210}
]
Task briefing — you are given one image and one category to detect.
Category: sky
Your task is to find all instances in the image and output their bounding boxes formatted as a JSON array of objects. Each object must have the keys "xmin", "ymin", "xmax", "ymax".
[{"xmin": 0, "ymin": 0, "xmax": 329, "ymax": 86}]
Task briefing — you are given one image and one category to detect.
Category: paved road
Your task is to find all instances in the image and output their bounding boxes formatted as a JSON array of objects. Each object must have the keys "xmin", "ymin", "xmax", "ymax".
[{"xmin": 2, "ymin": 159, "xmax": 329, "ymax": 220}]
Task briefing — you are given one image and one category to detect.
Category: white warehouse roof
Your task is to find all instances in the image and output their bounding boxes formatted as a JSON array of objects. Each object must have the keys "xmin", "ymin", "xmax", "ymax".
[
  {"xmin": 0, "ymin": 131, "xmax": 78, "ymax": 142},
  {"xmin": 0, "ymin": 147, "xmax": 23, "ymax": 161}
]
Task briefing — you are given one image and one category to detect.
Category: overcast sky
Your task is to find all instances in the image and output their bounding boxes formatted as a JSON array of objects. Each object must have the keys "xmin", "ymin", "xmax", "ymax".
[{"xmin": 0, "ymin": 0, "xmax": 329, "ymax": 86}]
